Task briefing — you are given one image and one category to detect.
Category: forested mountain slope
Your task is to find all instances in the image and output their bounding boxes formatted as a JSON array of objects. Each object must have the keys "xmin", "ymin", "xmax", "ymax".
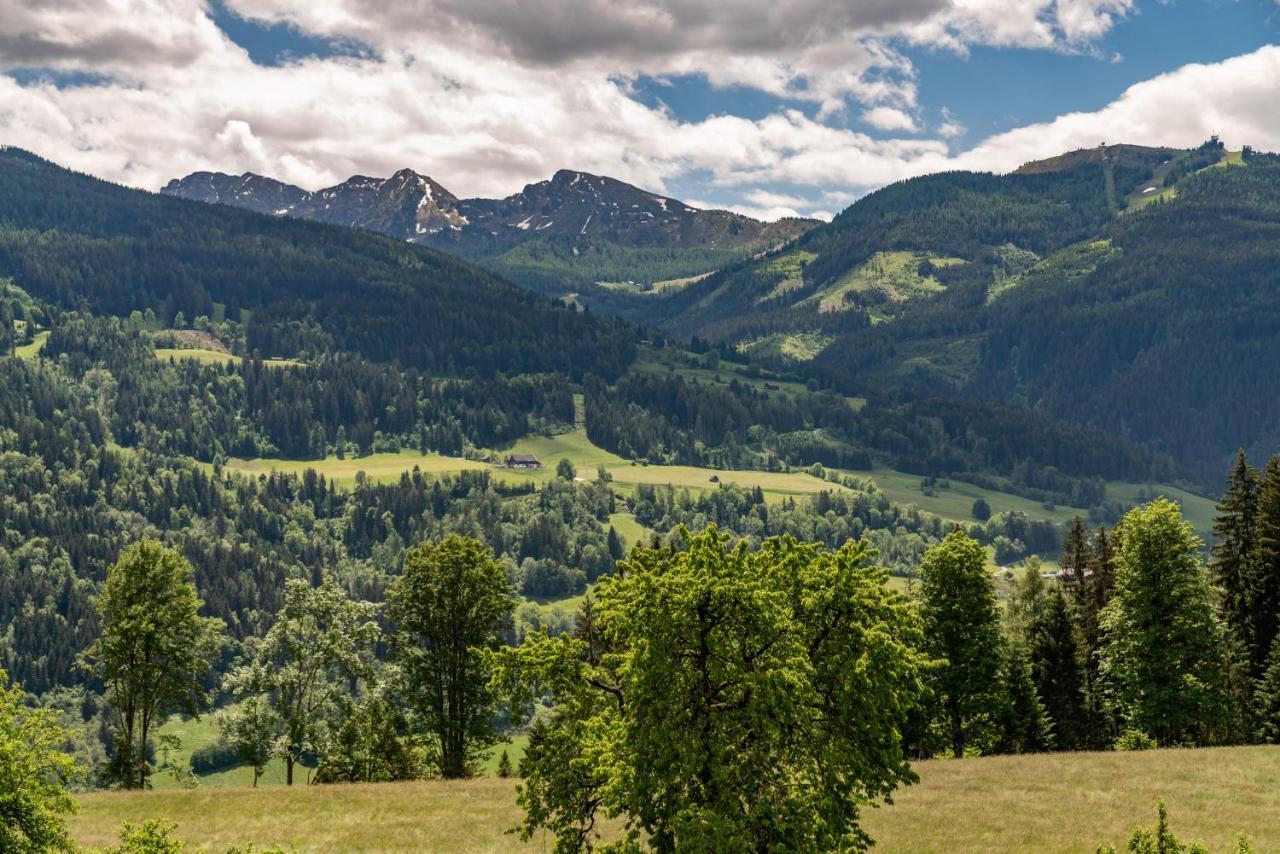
[
  {"xmin": 646, "ymin": 140, "xmax": 1280, "ymax": 482},
  {"xmin": 0, "ymin": 148, "xmax": 635, "ymax": 379},
  {"xmin": 163, "ymin": 165, "xmax": 814, "ymax": 303}
]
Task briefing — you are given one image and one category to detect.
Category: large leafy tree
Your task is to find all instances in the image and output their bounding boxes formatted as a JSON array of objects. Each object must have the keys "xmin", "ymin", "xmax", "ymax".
[
  {"xmin": 223, "ymin": 578, "xmax": 379, "ymax": 785},
  {"xmin": 82, "ymin": 539, "xmax": 223, "ymax": 789},
  {"xmin": 0, "ymin": 668, "xmax": 78, "ymax": 853},
  {"xmin": 1099, "ymin": 499, "xmax": 1230, "ymax": 745},
  {"xmin": 918, "ymin": 527, "xmax": 1004, "ymax": 758},
  {"xmin": 493, "ymin": 527, "xmax": 926, "ymax": 853},
  {"xmin": 388, "ymin": 535, "xmax": 515, "ymax": 779}
]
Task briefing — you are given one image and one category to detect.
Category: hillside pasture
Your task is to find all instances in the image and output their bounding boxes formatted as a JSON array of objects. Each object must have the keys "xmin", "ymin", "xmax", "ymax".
[{"xmin": 72, "ymin": 745, "xmax": 1280, "ymax": 853}]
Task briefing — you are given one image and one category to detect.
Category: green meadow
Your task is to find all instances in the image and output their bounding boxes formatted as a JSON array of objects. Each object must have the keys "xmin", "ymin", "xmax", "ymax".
[{"xmin": 73, "ymin": 745, "xmax": 1280, "ymax": 853}]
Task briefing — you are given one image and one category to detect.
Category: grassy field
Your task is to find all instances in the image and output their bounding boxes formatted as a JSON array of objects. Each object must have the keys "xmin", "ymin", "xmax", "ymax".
[
  {"xmin": 155, "ymin": 347, "xmax": 301, "ymax": 368},
  {"xmin": 223, "ymin": 428, "xmax": 857, "ymax": 503},
  {"xmin": 1108, "ymin": 481, "xmax": 1216, "ymax": 535},
  {"xmin": 220, "ymin": 427, "xmax": 1214, "ymax": 535},
  {"xmin": 15, "ymin": 329, "xmax": 48, "ymax": 359},
  {"xmin": 73, "ymin": 745, "xmax": 1280, "ymax": 852},
  {"xmin": 859, "ymin": 464, "xmax": 1088, "ymax": 525}
]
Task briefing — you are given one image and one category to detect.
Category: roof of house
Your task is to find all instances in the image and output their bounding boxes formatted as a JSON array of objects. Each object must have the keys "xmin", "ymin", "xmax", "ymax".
[{"xmin": 506, "ymin": 454, "xmax": 540, "ymax": 463}]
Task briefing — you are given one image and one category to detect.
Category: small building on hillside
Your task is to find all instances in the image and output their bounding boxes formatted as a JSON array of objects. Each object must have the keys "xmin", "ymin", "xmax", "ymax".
[
  {"xmin": 505, "ymin": 454, "xmax": 542, "ymax": 469},
  {"xmin": 763, "ymin": 382, "xmax": 780, "ymax": 391}
]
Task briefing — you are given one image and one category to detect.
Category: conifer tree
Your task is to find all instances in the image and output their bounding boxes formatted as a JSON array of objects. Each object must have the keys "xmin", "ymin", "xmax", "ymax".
[
  {"xmin": 1249, "ymin": 456, "xmax": 1280, "ymax": 674},
  {"xmin": 1078, "ymin": 525, "xmax": 1116, "ymax": 746},
  {"xmin": 1031, "ymin": 587, "xmax": 1088, "ymax": 750},
  {"xmin": 994, "ymin": 644, "xmax": 1053, "ymax": 754},
  {"xmin": 1061, "ymin": 517, "xmax": 1090, "ymax": 609},
  {"xmin": 1211, "ymin": 450, "xmax": 1258, "ymax": 655},
  {"xmin": 1254, "ymin": 635, "xmax": 1280, "ymax": 744}
]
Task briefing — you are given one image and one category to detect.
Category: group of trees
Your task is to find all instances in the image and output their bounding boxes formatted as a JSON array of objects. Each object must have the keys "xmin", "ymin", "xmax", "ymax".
[
  {"xmin": 4, "ymin": 475, "xmax": 1275, "ymax": 851},
  {"xmin": 81, "ymin": 535, "xmax": 514, "ymax": 792},
  {"xmin": 45, "ymin": 311, "xmax": 575, "ymax": 461},
  {"xmin": 585, "ymin": 368, "xmax": 1164, "ymax": 511}
]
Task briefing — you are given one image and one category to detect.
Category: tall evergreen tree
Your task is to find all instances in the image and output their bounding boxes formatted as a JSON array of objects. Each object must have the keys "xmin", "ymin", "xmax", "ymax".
[
  {"xmin": 1031, "ymin": 587, "xmax": 1088, "ymax": 750},
  {"xmin": 994, "ymin": 644, "xmax": 1053, "ymax": 754},
  {"xmin": 1060, "ymin": 517, "xmax": 1090, "ymax": 609},
  {"xmin": 1253, "ymin": 634, "xmax": 1280, "ymax": 744},
  {"xmin": 918, "ymin": 528, "xmax": 1005, "ymax": 758},
  {"xmin": 1211, "ymin": 450, "xmax": 1259, "ymax": 655},
  {"xmin": 1080, "ymin": 525, "xmax": 1117, "ymax": 747},
  {"xmin": 1249, "ymin": 456, "xmax": 1280, "ymax": 674}
]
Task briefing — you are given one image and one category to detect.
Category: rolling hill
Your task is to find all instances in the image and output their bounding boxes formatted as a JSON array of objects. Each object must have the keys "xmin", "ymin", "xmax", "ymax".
[
  {"xmin": 0, "ymin": 147, "xmax": 635, "ymax": 379},
  {"xmin": 641, "ymin": 139, "xmax": 1280, "ymax": 483}
]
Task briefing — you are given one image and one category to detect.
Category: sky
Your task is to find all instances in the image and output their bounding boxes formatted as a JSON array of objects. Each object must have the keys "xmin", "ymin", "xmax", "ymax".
[{"xmin": 1, "ymin": 1, "xmax": 1279, "ymax": 221}]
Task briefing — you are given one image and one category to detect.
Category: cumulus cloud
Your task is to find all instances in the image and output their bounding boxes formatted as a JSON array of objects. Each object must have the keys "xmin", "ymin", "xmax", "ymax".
[
  {"xmin": 862, "ymin": 106, "xmax": 919, "ymax": 133},
  {"xmin": 0, "ymin": 0, "xmax": 1273, "ymax": 222}
]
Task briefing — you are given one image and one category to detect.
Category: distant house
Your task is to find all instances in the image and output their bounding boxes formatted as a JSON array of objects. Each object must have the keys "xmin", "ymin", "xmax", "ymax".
[
  {"xmin": 763, "ymin": 382, "xmax": 780, "ymax": 391},
  {"xmin": 505, "ymin": 454, "xmax": 542, "ymax": 469}
]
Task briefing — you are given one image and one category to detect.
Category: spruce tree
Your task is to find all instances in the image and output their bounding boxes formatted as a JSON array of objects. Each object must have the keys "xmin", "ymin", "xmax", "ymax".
[
  {"xmin": 1061, "ymin": 517, "xmax": 1090, "ymax": 609},
  {"xmin": 1249, "ymin": 456, "xmax": 1280, "ymax": 674},
  {"xmin": 1210, "ymin": 450, "xmax": 1258, "ymax": 656},
  {"xmin": 995, "ymin": 643, "xmax": 1053, "ymax": 754},
  {"xmin": 1254, "ymin": 634, "xmax": 1280, "ymax": 744},
  {"xmin": 1079, "ymin": 525, "xmax": 1116, "ymax": 746},
  {"xmin": 1031, "ymin": 587, "xmax": 1088, "ymax": 750}
]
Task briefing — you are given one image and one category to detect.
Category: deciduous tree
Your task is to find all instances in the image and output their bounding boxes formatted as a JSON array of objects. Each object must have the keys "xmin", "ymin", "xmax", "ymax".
[
  {"xmin": 493, "ymin": 527, "xmax": 926, "ymax": 852},
  {"xmin": 389, "ymin": 536, "xmax": 515, "ymax": 779},
  {"xmin": 1099, "ymin": 500, "xmax": 1230, "ymax": 745},
  {"xmin": 918, "ymin": 528, "xmax": 1004, "ymax": 758},
  {"xmin": 82, "ymin": 539, "xmax": 222, "ymax": 788}
]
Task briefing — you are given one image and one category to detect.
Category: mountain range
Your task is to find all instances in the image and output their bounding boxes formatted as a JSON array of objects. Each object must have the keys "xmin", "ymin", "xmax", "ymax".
[{"xmin": 162, "ymin": 167, "xmax": 814, "ymax": 299}]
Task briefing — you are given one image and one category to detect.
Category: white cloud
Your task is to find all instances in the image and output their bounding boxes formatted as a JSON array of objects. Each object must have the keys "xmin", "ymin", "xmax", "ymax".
[
  {"xmin": 862, "ymin": 106, "xmax": 919, "ymax": 133},
  {"xmin": 0, "ymin": 0, "xmax": 1273, "ymax": 224}
]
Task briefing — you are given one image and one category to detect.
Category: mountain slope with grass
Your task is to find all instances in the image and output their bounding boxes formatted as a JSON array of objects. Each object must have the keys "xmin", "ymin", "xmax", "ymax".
[{"xmin": 642, "ymin": 139, "xmax": 1280, "ymax": 483}]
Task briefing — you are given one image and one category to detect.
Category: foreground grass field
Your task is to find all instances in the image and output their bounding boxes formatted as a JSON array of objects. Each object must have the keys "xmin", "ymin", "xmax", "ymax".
[{"xmin": 73, "ymin": 745, "xmax": 1280, "ymax": 852}]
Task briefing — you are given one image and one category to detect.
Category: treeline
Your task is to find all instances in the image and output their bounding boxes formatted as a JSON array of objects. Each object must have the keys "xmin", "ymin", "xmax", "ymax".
[
  {"xmin": 0, "ymin": 148, "xmax": 636, "ymax": 379},
  {"xmin": 11, "ymin": 478, "xmax": 1268, "ymax": 852},
  {"xmin": 586, "ymin": 369, "xmax": 1165, "ymax": 510},
  {"xmin": 43, "ymin": 311, "xmax": 574, "ymax": 459}
]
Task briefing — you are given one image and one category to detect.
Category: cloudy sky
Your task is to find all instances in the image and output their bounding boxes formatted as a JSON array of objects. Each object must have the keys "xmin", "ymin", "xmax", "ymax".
[{"xmin": 2, "ymin": 0, "xmax": 1278, "ymax": 220}]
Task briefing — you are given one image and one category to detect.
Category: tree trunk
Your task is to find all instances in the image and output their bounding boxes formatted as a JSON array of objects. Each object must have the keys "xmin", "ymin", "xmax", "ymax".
[{"xmin": 287, "ymin": 755, "xmax": 294, "ymax": 785}]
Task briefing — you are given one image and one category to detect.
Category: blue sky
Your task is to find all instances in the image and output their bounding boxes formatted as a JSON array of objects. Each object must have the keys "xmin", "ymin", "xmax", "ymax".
[{"xmin": 3, "ymin": 1, "xmax": 1280, "ymax": 219}]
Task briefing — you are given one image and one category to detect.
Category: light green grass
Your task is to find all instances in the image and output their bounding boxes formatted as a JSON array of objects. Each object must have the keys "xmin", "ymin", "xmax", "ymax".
[
  {"xmin": 857, "ymin": 465, "xmax": 1087, "ymax": 525},
  {"xmin": 756, "ymin": 249, "xmax": 818, "ymax": 302},
  {"xmin": 224, "ymin": 430, "xmax": 856, "ymax": 503},
  {"xmin": 608, "ymin": 512, "xmax": 653, "ymax": 549},
  {"xmin": 1107, "ymin": 482, "xmax": 1215, "ymax": 535},
  {"xmin": 812, "ymin": 251, "xmax": 960, "ymax": 315},
  {"xmin": 155, "ymin": 348, "xmax": 301, "ymax": 368},
  {"xmin": 73, "ymin": 745, "xmax": 1280, "ymax": 852},
  {"xmin": 15, "ymin": 330, "xmax": 48, "ymax": 359},
  {"xmin": 223, "ymin": 450, "xmax": 489, "ymax": 486},
  {"xmin": 479, "ymin": 735, "xmax": 528, "ymax": 777}
]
